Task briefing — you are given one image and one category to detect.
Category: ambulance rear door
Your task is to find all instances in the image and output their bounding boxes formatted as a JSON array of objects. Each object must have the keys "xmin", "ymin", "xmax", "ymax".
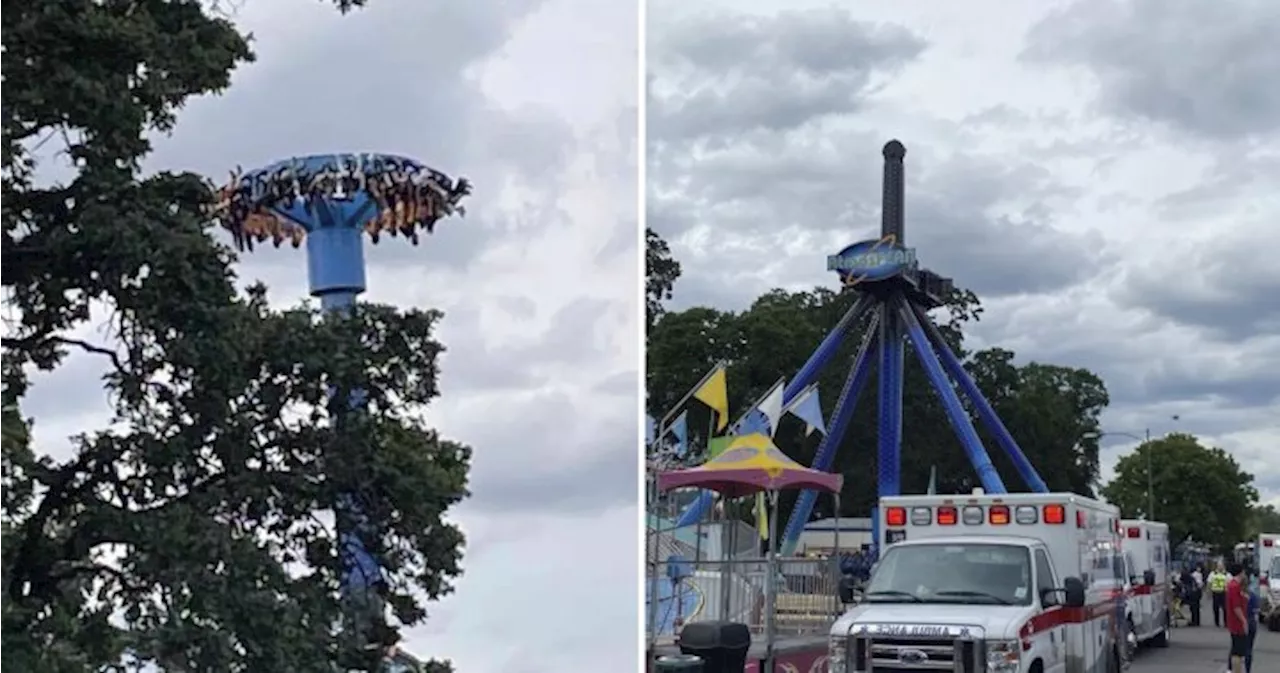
[{"xmin": 1260, "ymin": 534, "xmax": 1280, "ymax": 584}]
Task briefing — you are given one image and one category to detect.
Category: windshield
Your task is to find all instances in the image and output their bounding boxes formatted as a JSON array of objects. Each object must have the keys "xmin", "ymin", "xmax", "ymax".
[{"xmin": 865, "ymin": 543, "xmax": 1033, "ymax": 605}]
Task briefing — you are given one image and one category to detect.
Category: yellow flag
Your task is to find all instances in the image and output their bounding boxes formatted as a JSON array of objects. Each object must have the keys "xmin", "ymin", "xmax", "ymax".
[
  {"xmin": 755, "ymin": 492, "xmax": 769, "ymax": 540},
  {"xmin": 693, "ymin": 366, "xmax": 729, "ymax": 431}
]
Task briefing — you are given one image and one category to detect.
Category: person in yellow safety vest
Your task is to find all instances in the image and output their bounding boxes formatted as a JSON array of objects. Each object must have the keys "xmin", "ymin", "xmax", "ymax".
[{"xmin": 1209, "ymin": 563, "xmax": 1230, "ymax": 628}]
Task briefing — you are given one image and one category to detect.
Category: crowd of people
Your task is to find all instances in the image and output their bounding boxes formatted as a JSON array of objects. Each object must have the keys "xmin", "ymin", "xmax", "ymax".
[{"xmin": 1174, "ymin": 560, "xmax": 1262, "ymax": 673}]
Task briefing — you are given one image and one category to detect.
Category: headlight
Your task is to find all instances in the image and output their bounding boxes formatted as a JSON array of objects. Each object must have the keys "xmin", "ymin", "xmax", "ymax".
[
  {"xmin": 986, "ymin": 639, "xmax": 1021, "ymax": 673},
  {"xmin": 827, "ymin": 635, "xmax": 847, "ymax": 673}
]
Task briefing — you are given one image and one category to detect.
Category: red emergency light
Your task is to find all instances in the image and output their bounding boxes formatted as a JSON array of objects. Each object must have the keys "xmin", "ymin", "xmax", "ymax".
[
  {"xmin": 1127, "ymin": 527, "xmax": 1141, "ymax": 539},
  {"xmin": 1076, "ymin": 511, "xmax": 1087, "ymax": 528},
  {"xmin": 937, "ymin": 506, "xmax": 958, "ymax": 526},
  {"xmin": 1043, "ymin": 505, "xmax": 1066, "ymax": 525},
  {"xmin": 885, "ymin": 507, "xmax": 907, "ymax": 527},
  {"xmin": 989, "ymin": 505, "xmax": 1011, "ymax": 525},
  {"xmin": 1264, "ymin": 539, "xmax": 1275, "ymax": 548}
]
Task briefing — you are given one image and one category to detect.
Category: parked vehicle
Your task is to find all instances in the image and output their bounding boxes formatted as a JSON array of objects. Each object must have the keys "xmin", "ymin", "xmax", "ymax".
[{"xmin": 828, "ymin": 492, "xmax": 1127, "ymax": 673}]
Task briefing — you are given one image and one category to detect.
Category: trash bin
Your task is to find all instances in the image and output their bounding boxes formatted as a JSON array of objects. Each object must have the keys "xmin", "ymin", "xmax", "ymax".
[
  {"xmin": 678, "ymin": 621, "xmax": 751, "ymax": 673},
  {"xmin": 654, "ymin": 654, "xmax": 704, "ymax": 672},
  {"xmin": 839, "ymin": 575, "xmax": 860, "ymax": 605}
]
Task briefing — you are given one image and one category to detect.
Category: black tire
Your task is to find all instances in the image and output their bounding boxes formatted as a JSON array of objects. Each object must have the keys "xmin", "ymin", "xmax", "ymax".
[
  {"xmin": 1151, "ymin": 611, "xmax": 1170, "ymax": 648},
  {"xmin": 1269, "ymin": 612, "xmax": 1280, "ymax": 632}
]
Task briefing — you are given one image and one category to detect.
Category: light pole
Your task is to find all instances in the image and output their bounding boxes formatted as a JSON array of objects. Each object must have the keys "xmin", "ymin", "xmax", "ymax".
[{"xmin": 1086, "ymin": 429, "xmax": 1154, "ymax": 519}]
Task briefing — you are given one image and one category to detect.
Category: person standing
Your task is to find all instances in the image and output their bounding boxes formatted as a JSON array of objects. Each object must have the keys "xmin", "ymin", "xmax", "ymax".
[
  {"xmin": 1225, "ymin": 563, "xmax": 1249, "ymax": 673},
  {"xmin": 1182, "ymin": 565, "xmax": 1204, "ymax": 626},
  {"xmin": 1245, "ymin": 570, "xmax": 1260, "ymax": 673},
  {"xmin": 1209, "ymin": 563, "xmax": 1230, "ymax": 627}
]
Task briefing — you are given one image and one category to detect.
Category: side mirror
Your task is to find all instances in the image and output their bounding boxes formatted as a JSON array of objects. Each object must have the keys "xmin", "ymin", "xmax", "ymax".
[
  {"xmin": 1063, "ymin": 577, "xmax": 1087, "ymax": 608},
  {"xmin": 1144, "ymin": 570, "xmax": 1156, "ymax": 587}
]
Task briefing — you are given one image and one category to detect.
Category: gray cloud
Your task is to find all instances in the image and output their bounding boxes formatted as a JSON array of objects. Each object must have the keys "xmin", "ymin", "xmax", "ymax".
[
  {"xmin": 649, "ymin": 9, "xmax": 926, "ymax": 143},
  {"xmin": 1024, "ymin": 0, "xmax": 1280, "ymax": 141}
]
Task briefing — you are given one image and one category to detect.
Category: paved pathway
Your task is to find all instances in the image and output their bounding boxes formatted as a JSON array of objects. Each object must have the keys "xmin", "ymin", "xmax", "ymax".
[{"xmin": 1132, "ymin": 621, "xmax": 1277, "ymax": 673}]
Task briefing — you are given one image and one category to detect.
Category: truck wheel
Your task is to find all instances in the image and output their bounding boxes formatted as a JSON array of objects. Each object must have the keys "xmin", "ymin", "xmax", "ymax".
[
  {"xmin": 1269, "ymin": 612, "xmax": 1280, "ymax": 632},
  {"xmin": 1150, "ymin": 612, "xmax": 1170, "ymax": 648}
]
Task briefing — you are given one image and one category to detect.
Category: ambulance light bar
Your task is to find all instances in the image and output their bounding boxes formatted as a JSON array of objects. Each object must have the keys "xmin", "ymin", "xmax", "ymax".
[{"xmin": 883, "ymin": 503, "xmax": 1077, "ymax": 529}]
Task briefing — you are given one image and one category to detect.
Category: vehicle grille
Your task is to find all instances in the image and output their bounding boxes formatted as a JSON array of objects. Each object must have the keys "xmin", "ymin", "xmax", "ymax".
[{"xmin": 846, "ymin": 635, "xmax": 983, "ymax": 672}]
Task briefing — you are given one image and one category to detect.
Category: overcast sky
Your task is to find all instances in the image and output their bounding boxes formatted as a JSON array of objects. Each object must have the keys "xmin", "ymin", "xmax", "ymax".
[
  {"xmin": 19, "ymin": 1, "xmax": 639, "ymax": 671},
  {"xmin": 648, "ymin": 0, "xmax": 1279, "ymax": 505}
]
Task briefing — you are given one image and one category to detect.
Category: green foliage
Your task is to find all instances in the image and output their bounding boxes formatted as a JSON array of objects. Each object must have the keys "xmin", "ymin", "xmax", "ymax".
[
  {"xmin": 645, "ymin": 228, "xmax": 682, "ymax": 333},
  {"xmin": 2, "ymin": 1, "xmax": 467, "ymax": 672},
  {"xmin": 1100, "ymin": 433, "xmax": 1257, "ymax": 551},
  {"xmin": 647, "ymin": 282, "xmax": 1110, "ymax": 520},
  {"xmin": 1249, "ymin": 504, "xmax": 1280, "ymax": 538}
]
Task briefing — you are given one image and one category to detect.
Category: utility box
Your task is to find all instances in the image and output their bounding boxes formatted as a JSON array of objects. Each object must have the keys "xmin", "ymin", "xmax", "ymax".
[{"xmin": 678, "ymin": 622, "xmax": 750, "ymax": 673}]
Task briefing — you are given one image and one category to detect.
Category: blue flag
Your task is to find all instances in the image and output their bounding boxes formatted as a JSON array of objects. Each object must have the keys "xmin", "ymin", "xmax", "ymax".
[
  {"xmin": 785, "ymin": 385, "xmax": 826, "ymax": 436},
  {"xmin": 735, "ymin": 408, "xmax": 771, "ymax": 435},
  {"xmin": 669, "ymin": 410, "xmax": 689, "ymax": 456}
]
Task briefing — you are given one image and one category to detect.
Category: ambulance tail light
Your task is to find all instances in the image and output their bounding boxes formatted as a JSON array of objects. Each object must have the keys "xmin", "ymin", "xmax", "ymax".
[
  {"xmin": 1014, "ymin": 505, "xmax": 1039, "ymax": 525},
  {"xmin": 989, "ymin": 505, "xmax": 1011, "ymax": 526},
  {"xmin": 885, "ymin": 507, "xmax": 907, "ymax": 527},
  {"xmin": 937, "ymin": 506, "xmax": 958, "ymax": 526},
  {"xmin": 910, "ymin": 507, "xmax": 932, "ymax": 526},
  {"xmin": 1043, "ymin": 504, "xmax": 1066, "ymax": 525},
  {"xmin": 1127, "ymin": 527, "xmax": 1142, "ymax": 539}
]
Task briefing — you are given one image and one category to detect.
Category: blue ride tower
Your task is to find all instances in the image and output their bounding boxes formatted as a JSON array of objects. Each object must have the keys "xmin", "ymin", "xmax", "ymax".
[
  {"xmin": 674, "ymin": 141, "xmax": 1049, "ymax": 556},
  {"xmin": 213, "ymin": 153, "xmax": 470, "ymax": 662}
]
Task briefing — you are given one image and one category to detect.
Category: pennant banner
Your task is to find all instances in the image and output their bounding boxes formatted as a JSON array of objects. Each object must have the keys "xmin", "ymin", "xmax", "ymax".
[
  {"xmin": 693, "ymin": 366, "xmax": 730, "ymax": 431},
  {"xmin": 669, "ymin": 410, "xmax": 689, "ymax": 457},
  {"xmin": 758, "ymin": 381, "xmax": 785, "ymax": 437},
  {"xmin": 785, "ymin": 384, "xmax": 826, "ymax": 436}
]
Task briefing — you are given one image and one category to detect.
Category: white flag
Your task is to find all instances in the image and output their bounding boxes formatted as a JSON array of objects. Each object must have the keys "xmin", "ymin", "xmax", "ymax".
[{"xmin": 759, "ymin": 380, "xmax": 786, "ymax": 436}]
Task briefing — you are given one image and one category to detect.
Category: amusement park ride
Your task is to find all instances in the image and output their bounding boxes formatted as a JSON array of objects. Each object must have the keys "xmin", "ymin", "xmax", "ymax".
[
  {"xmin": 672, "ymin": 140, "xmax": 1050, "ymax": 556},
  {"xmin": 211, "ymin": 153, "xmax": 470, "ymax": 671}
]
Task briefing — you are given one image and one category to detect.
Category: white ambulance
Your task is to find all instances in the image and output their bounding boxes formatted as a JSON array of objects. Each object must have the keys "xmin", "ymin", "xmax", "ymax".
[
  {"xmin": 828, "ymin": 493, "xmax": 1126, "ymax": 673},
  {"xmin": 1116, "ymin": 520, "xmax": 1171, "ymax": 648},
  {"xmin": 1259, "ymin": 533, "xmax": 1280, "ymax": 632}
]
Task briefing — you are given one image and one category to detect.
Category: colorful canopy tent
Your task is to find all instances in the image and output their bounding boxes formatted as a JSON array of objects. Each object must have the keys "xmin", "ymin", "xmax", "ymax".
[
  {"xmin": 653, "ymin": 433, "xmax": 844, "ymax": 670},
  {"xmin": 656, "ymin": 432, "xmax": 843, "ymax": 497}
]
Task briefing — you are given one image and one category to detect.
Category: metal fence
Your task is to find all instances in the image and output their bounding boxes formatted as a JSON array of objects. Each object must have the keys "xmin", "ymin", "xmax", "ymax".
[{"xmin": 646, "ymin": 556, "xmax": 844, "ymax": 642}]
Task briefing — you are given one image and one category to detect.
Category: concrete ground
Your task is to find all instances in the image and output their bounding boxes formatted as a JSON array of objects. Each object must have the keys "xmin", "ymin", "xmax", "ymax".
[{"xmin": 1132, "ymin": 620, "xmax": 1278, "ymax": 672}]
